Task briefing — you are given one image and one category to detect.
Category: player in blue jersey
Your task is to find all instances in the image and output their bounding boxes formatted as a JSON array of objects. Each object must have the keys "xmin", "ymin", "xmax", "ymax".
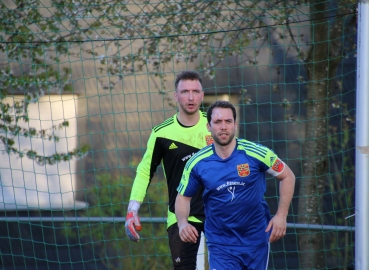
[{"xmin": 175, "ymin": 100, "xmax": 295, "ymax": 269}]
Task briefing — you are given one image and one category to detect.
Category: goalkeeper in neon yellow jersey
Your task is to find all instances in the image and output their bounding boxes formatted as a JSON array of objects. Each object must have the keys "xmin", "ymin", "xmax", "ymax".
[{"xmin": 125, "ymin": 70, "xmax": 213, "ymax": 270}]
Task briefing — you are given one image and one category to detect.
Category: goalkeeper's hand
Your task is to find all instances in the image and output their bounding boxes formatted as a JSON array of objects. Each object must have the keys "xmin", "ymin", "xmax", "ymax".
[{"xmin": 125, "ymin": 200, "xmax": 142, "ymax": 242}]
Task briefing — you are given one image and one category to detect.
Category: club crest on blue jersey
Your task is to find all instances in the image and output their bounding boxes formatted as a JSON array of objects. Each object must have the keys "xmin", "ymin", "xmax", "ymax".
[
  {"xmin": 237, "ymin": 163, "xmax": 250, "ymax": 177},
  {"xmin": 205, "ymin": 135, "xmax": 214, "ymax": 145}
]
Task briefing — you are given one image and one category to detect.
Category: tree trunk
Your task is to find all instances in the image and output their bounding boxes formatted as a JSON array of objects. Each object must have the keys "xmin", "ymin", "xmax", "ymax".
[
  {"xmin": 297, "ymin": 0, "xmax": 341, "ymax": 268},
  {"xmin": 297, "ymin": 79, "xmax": 330, "ymax": 269}
]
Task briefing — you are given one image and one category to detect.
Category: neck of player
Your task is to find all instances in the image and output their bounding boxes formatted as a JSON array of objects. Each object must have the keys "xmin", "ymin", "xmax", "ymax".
[
  {"xmin": 214, "ymin": 138, "xmax": 237, "ymax": 159},
  {"xmin": 177, "ymin": 111, "xmax": 200, "ymax": 126}
]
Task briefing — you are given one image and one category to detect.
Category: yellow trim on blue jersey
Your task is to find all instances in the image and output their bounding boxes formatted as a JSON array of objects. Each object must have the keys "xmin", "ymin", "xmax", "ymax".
[
  {"xmin": 184, "ymin": 144, "xmax": 213, "ymax": 171},
  {"xmin": 178, "ymin": 145, "xmax": 213, "ymax": 195},
  {"xmin": 237, "ymin": 138, "xmax": 276, "ymax": 167}
]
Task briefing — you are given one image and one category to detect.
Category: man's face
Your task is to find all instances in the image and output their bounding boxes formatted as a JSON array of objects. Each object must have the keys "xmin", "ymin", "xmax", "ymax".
[
  {"xmin": 174, "ymin": 79, "xmax": 204, "ymax": 115},
  {"xmin": 207, "ymin": 107, "xmax": 237, "ymax": 146}
]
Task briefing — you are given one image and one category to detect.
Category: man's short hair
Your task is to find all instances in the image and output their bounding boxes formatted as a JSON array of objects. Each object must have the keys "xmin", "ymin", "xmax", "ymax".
[
  {"xmin": 207, "ymin": 100, "xmax": 237, "ymax": 124},
  {"xmin": 175, "ymin": 71, "xmax": 203, "ymax": 90}
]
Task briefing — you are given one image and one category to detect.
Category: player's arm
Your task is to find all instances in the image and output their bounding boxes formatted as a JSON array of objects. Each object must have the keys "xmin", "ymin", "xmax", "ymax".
[
  {"xmin": 175, "ymin": 193, "xmax": 198, "ymax": 243},
  {"xmin": 266, "ymin": 163, "xmax": 295, "ymax": 242},
  {"xmin": 275, "ymin": 164, "xmax": 295, "ymax": 220},
  {"xmin": 125, "ymin": 131, "xmax": 162, "ymax": 242},
  {"xmin": 175, "ymin": 162, "xmax": 201, "ymax": 243},
  {"xmin": 130, "ymin": 131, "xmax": 161, "ymax": 202}
]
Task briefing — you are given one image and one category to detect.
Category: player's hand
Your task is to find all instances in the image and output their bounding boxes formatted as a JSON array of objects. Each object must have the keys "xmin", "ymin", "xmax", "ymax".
[
  {"xmin": 265, "ymin": 214, "xmax": 287, "ymax": 243},
  {"xmin": 125, "ymin": 200, "xmax": 142, "ymax": 242},
  {"xmin": 125, "ymin": 211, "xmax": 142, "ymax": 242},
  {"xmin": 178, "ymin": 222, "xmax": 198, "ymax": 243}
]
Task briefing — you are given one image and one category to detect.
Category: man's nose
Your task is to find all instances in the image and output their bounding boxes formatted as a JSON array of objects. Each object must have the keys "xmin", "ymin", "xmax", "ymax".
[{"xmin": 188, "ymin": 92, "xmax": 194, "ymax": 100}]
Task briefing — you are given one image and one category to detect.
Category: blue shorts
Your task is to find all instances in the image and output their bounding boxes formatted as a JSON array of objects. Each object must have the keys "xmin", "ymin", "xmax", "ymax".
[{"xmin": 208, "ymin": 242, "xmax": 270, "ymax": 270}]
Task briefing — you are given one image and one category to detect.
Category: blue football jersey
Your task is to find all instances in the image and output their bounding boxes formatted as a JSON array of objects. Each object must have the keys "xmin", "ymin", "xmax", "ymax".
[{"xmin": 177, "ymin": 138, "xmax": 285, "ymax": 248}]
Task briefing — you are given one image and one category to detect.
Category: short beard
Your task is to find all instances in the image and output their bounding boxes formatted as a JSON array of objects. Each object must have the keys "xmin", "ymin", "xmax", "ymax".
[{"xmin": 213, "ymin": 133, "xmax": 235, "ymax": 146}]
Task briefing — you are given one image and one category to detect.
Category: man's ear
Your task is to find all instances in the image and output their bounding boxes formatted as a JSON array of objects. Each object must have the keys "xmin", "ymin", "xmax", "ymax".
[
  {"xmin": 206, "ymin": 123, "xmax": 211, "ymax": 132},
  {"xmin": 174, "ymin": 91, "xmax": 178, "ymax": 102}
]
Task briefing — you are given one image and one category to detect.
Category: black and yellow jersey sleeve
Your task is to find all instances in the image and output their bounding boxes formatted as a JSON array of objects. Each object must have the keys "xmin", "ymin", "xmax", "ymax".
[{"xmin": 129, "ymin": 111, "xmax": 212, "ymax": 228}]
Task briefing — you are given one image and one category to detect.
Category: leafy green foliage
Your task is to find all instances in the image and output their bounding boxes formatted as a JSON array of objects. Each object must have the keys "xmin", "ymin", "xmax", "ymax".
[
  {"xmin": 0, "ymin": 1, "xmax": 88, "ymax": 163},
  {"xmin": 63, "ymin": 173, "xmax": 171, "ymax": 270}
]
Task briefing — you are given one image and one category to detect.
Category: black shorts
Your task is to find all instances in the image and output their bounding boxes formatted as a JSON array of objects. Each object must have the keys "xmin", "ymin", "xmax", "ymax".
[{"xmin": 167, "ymin": 222, "xmax": 205, "ymax": 270}]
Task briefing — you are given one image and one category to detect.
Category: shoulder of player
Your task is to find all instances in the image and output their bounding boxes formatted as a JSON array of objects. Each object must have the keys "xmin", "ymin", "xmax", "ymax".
[
  {"xmin": 152, "ymin": 115, "xmax": 176, "ymax": 133},
  {"xmin": 237, "ymin": 138, "xmax": 274, "ymax": 162},
  {"xmin": 184, "ymin": 144, "xmax": 213, "ymax": 170},
  {"xmin": 152, "ymin": 111, "xmax": 207, "ymax": 134},
  {"xmin": 200, "ymin": 111, "xmax": 207, "ymax": 119}
]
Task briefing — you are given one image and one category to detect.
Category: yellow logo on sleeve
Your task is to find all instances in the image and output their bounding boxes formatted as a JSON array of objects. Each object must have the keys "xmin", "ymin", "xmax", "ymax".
[{"xmin": 169, "ymin": 143, "xmax": 178, "ymax": 149}]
